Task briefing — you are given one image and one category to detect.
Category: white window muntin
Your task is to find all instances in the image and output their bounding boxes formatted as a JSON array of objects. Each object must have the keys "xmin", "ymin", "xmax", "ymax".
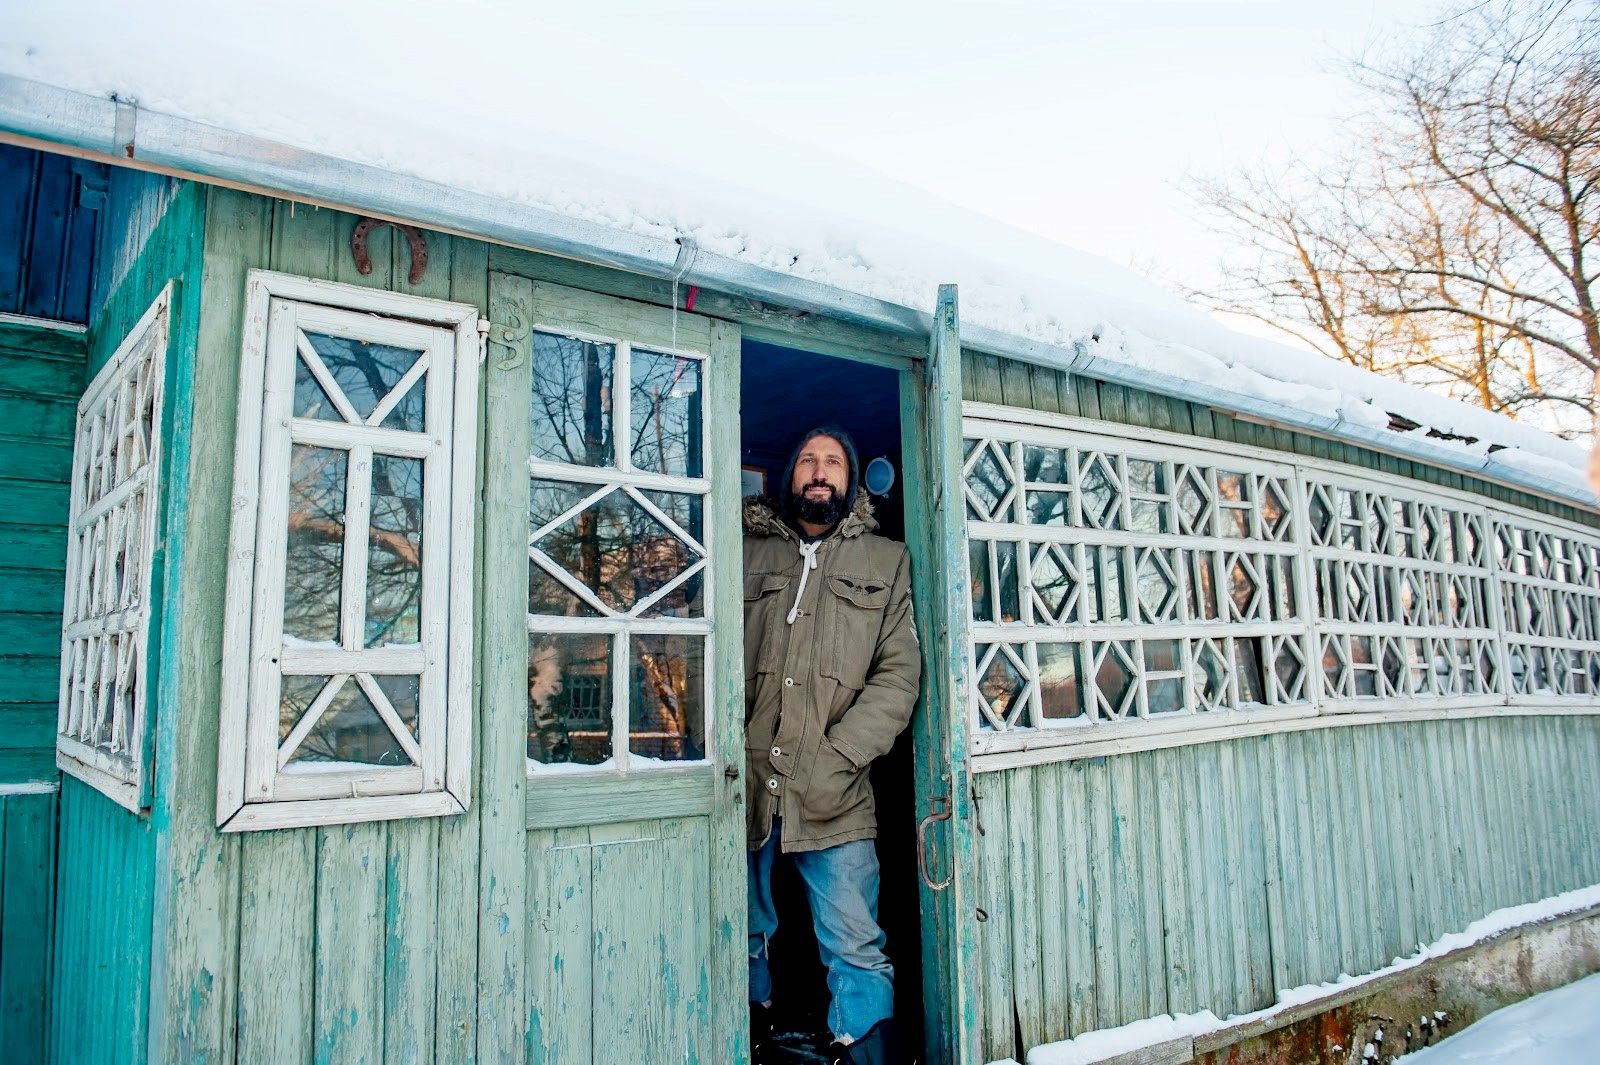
[
  {"xmin": 964, "ymin": 416, "xmax": 1317, "ymax": 741},
  {"xmin": 1492, "ymin": 511, "xmax": 1600, "ymax": 704},
  {"xmin": 56, "ymin": 285, "xmax": 169, "ymax": 811},
  {"xmin": 525, "ymin": 322, "xmax": 712, "ymax": 775},
  {"xmin": 218, "ymin": 271, "xmax": 478, "ymax": 831},
  {"xmin": 1303, "ymin": 466, "xmax": 1502, "ymax": 712},
  {"xmin": 962, "ymin": 401, "xmax": 1600, "ymax": 764}
]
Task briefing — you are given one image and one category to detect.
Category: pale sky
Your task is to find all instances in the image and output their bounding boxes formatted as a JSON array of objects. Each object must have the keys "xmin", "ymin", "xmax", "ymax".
[{"xmin": 563, "ymin": 0, "xmax": 1446, "ymax": 300}]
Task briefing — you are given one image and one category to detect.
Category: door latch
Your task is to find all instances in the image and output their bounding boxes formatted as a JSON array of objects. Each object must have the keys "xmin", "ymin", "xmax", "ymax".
[{"xmin": 917, "ymin": 794, "xmax": 952, "ymax": 891}]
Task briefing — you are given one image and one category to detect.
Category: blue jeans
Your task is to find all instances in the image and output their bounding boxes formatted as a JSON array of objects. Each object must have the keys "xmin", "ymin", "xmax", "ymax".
[{"xmin": 747, "ymin": 817, "xmax": 894, "ymax": 1041}]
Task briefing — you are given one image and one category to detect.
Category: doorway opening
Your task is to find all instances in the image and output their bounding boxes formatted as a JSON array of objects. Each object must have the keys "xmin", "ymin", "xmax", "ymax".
[{"xmin": 739, "ymin": 339, "xmax": 923, "ymax": 1059}]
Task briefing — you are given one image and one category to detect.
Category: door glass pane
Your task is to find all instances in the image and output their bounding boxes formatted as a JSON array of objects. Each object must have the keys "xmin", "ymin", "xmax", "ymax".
[
  {"xmin": 629, "ymin": 634, "xmax": 705, "ymax": 761},
  {"xmin": 301, "ymin": 332, "xmax": 424, "ymax": 427},
  {"xmin": 536, "ymin": 489, "xmax": 704, "ymax": 616},
  {"xmin": 366, "ymin": 455, "xmax": 423, "ymax": 647},
  {"xmin": 284, "ymin": 445, "xmax": 345, "ymax": 645},
  {"xmin": 630, "ymin": 349, "xmax": 702, "ymax": 477},
  {"xmin": 530, "ymin": 331, "xmax": 614, "ymax": 467},
  {"xmin": 528, "ymin": 632, "xmax": 612, "ymax": 765}
]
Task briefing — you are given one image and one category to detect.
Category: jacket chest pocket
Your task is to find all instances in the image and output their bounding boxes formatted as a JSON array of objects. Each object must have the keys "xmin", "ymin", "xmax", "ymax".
[
  {"xmin": 820, "ymin": 574, "xmax": 892, "ymax": 690},
  {"xmin": 743, "ymin": 572, "xmax": 792, "ymax": 676}
]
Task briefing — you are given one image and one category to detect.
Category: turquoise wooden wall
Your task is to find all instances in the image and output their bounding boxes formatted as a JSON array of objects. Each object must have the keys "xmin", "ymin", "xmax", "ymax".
[
  {"xmin": 0, "ymin": 319, "xmax": 81, "ymax": 786},
  {"xmin": 972, "ymin": 718, "xmax": 1600, "ymax": 1060},
  {"xmin": 49, "ymin": 172, "xmax": 200, "ymax": 1065},
  {"xmin": 1, "ymin": 791, "xmax": 57, "ymax": 1062},
  {"xmin": 962, "ymin": 352, "xmax": 1600, "ymax": 1061}
]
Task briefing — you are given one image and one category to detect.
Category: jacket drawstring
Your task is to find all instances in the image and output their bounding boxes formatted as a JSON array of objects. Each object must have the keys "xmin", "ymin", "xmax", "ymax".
[{"xmin": 786, "ymin": 542, "xmax": 820, "ymax": 624}]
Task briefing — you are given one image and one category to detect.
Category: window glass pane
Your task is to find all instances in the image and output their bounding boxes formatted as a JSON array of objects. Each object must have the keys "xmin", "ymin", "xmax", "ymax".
[
  {"xmin": 1036, "ymin": 644, "xmax": 1083, "ymax": 720},
  {"xmin": 630, "ymin": 349, "xmax": 702, "ymax": 477},
  {"xmin": 1026, "ymin": 490, "xmax": 1072, "ymax": 526},
  {"xmin": 366, "ymin": 455, "xmax": 423, "ymax": 647},
  {"xmin": 1022, "ymin": 445, "xmax": 1069, "ymax": 484},
  {"xmin": 530, "ymin": 332, "xmax": 614, "ymax": 467},
  {"xmin": 300, "ymin": 332, "xmax": 425, "ymax": 429},
  {"xmin": 284, "ymin": 445, "xmax": 345, "ymax": 645},
  {"xmin": 629, "ymin": 634, "xmax": 705, "ymax": 760},
  {"xmin": 969, "ymin": 540, "xmax": 993, "ymax": 622},
  {"xmin": 528, "ymin": 633, "xmax": 612, "ymax": 765},
  {"xmin": 995, "ymin": 541, "xmax": 1021, "ymax": 623},
  {"xmin": 532, "ymin": 487, "xmax": 704, "ymax": 616},
  {"xmin": 966, "ymin": 444, "xmax": 1013, "ymax": 522},
  {"xmin": 1235, "ymin": 638, "xmax": 1267, "ymax": 704},
  {"xmin": 282, "ymin": 674, "xmax": 417, "ymax": 768}
]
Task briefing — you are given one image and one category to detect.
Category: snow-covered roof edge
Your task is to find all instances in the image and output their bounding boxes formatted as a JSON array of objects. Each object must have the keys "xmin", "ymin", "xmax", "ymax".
[{"xmin": 2, "ymin": 72, "xmax": 1592, "ymax": 509}]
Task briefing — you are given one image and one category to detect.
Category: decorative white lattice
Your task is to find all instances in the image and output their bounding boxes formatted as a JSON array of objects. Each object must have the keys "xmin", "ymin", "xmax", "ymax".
[
  {"xmin": 963, "ymin": 425, "xmax": 1313, "ymax": 732},
  {"xmin": 963, "ymin": 406, "xmax": 1600, "ymax": 753},
  {"xmin": 1304, "ymin": 475, "xmax": 1500, "ymax": 704},
  {"xmin": 57, "ymin": 288, "xmax": 168, "ymax": 810},
  {"xmin": 1493, "ymin": 519, "xmax": 1600, "ymax": 698}
]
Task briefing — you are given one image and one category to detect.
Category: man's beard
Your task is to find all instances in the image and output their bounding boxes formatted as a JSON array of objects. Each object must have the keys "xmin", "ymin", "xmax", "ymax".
[{"xmin": 791, "ymin": 482, "xmax": 847, "ymax": 528}]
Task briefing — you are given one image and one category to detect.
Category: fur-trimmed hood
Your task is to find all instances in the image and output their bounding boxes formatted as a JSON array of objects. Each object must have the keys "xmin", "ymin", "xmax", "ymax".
[{"xmin": 742, "ymin": 491, "xmax": 878, "ymax": 542}]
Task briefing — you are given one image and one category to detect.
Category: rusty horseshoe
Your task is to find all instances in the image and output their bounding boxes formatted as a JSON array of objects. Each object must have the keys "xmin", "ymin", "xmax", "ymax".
[{"xmin": 351, "ymin": 217, "xmax": 429, "ymax": 285}]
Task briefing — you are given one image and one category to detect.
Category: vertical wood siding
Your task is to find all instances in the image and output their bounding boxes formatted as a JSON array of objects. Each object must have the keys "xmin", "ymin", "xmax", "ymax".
[
  {"xmin": 2, "ymin": 790, "xmax": 57, "ymax": 1063},
  {"xmin": 972, "ymin": 717, "xmax": 1600, "ymax": 1061},
  {"xmin": 51, "ymin": 779, "xmax": 152, "ymax": 1065},
  {"xmin": 963, "ymin": 351, "xmax": 1600, "ymax": 1061},
  {"xmin": 0, "ymin": 320, "xmax": 83, "ymax": 785},
  {"xmin": 0, "ymin": 145, "xmax": 105, "ymax": 325},
  {"xmin": 48, "ymin": 170, "xmax": 203, "ymax": 1065},
  {"xmin": 525, "ymin": 819, "xmax": 715, "ymax": 1062},
  {"xmin": 151, "ymin": 190, "xmax": 493, "ymax": 1064}
]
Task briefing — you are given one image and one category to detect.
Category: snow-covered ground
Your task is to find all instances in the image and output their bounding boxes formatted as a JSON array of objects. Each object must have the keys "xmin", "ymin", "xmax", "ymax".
[{"xmin": 1393, "ymin": 971, "xmax": 1600, "ymax": 1065}]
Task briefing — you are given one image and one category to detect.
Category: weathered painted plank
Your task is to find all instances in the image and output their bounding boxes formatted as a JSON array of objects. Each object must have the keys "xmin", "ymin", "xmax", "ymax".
[
  {"xmin": 314, "ymin": 823, "xmax": 387, "ymax": 1064},
  {"xmin": 385, "ymin": 819, "xmax": 440, "ymax": 1065},
  {"xmin": 235, "ymin": 832, "xmax": 315, "ymax": 1065},
  {"xmin": 1032, "ymin": 762, "xmax": 1070, "ymax": 1040},
  {"xmin": 590, "ymin": 820, "xmax": 667, "ymax": 1062},
  {"xmin": 526, "ymin": 825, "xmax": 595, "ymax": 1064},
  {"xmin": 976, "ymin": 716, "xmax": 1600, "ymax": 1062},
  {"xmin": 976, "ymin": 774, "xmax": 1014, "ymax": 1056}
]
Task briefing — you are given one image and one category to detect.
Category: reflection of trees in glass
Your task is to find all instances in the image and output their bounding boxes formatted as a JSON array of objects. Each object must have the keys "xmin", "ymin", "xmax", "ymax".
[
  {"xmin": 299, "ymin": 334, "xmax": 425, "ymax": 430},
  {"xmin": 530, "ymin": 334, "xmax": 613, "ymax": 467},
  {"xmin": 531, "ymin": 486, "xmax": 702, "ymax": 618},
  {"xmin": 630, "ymin": 635, "xmax": 703, "ymax": 760},
  {"xmin": 283, "ymin": 446, "xmax": 425, "ymax": 648},
  {"xmin": 527, "ymin": 633, "xmax": 611, "ymax": 764},
  {"xmin": 630, "ymin": 351, "xmax": 702, "ymax": 477},
  {"xmin": 366, "ymin": 455, "xmax": 423, "ymax": 646},
  {"xmin": 284, "ymin": 447, "xmax": 346, "ymax": 643}
]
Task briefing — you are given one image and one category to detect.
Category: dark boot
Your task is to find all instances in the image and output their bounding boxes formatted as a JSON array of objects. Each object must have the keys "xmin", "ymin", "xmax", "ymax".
[
  {"xmin": 828, "ymin": 1018, "xmax": 903, "ymax": 1065},
  {"xmin": 749, "ymin": 1001, "xmax": 774, "ymax": 1064}
]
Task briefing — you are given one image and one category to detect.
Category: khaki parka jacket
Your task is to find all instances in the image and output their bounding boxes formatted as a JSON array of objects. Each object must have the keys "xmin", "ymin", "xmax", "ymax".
[{"xmin": 743, "ymin": 494, "xmax": 920, "ymax": 853}]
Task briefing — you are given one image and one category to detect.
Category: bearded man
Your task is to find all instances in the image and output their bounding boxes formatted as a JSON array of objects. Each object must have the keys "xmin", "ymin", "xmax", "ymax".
[{"xmin": 743, "ymin": 426, "xmax": 920, "ymax": 1065}]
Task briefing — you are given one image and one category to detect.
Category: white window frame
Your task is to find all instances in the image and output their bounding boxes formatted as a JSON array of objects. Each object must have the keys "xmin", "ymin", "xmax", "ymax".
[
  {"xmin": 523, "ymin": 322, "xmax": 714, "ymax": 780},
  {"xmin": 217, "ymin": 271, "xmax": 479, "ymax": 831},
  {"xmin": 963, "ymin": 401, "xmax": 1600, "ymax": 771},
  {"xmin": 56, "ymin": 284, "xmax": 169, "ymax": 811}
]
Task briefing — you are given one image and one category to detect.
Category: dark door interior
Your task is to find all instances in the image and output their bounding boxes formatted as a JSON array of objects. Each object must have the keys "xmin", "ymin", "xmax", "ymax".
[{"xmin": 740, "ymin": 340, "xmax": 923, "ymax": 1058}]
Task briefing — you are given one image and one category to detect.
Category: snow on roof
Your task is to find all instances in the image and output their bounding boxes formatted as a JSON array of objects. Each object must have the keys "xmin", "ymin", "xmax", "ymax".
[{"xmin": 3, "ymin": 0, "xmax": 1592, "ymax": 505}]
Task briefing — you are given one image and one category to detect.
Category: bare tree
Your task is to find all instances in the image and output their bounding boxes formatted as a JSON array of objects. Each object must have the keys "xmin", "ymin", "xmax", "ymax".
[{"xmin": 1189, "ymin": 0, "xmax": 1599, "ymax": 439}]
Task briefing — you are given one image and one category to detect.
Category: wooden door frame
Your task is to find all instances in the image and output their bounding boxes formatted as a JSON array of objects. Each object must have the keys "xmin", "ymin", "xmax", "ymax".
[{"xmin": 903, "ymin": 285, "xmax": 982, "ymax": 1065}]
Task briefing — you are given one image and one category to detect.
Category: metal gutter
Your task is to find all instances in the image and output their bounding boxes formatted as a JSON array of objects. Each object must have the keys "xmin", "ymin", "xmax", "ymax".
[{"xmin": 2, "ymin": 73, "xmax": 1591, "ymax": 507}]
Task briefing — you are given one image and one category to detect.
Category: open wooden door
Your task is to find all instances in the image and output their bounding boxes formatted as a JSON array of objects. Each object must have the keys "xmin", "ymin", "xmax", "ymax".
[
  {"xmin": 905, "ymin": 285, "xmax": 983, "ymax": 1064},
  {"xmin": 484, "ymin": 274, "xmax": 746, "ymax": 1063}
]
